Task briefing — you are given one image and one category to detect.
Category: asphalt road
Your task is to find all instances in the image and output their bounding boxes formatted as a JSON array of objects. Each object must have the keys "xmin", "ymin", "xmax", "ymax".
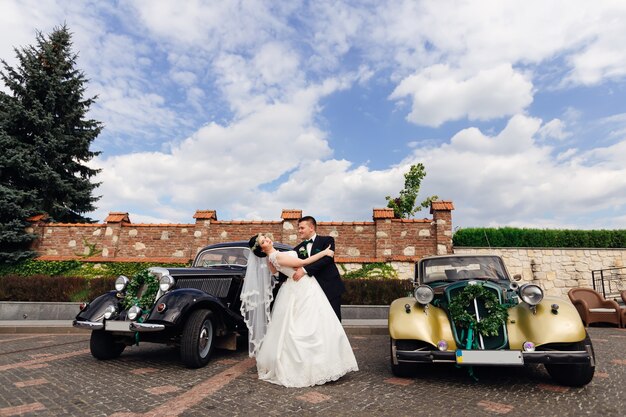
[{"xmin": 0, "ymin": 327, "xmax": 624, "ymax": 417}]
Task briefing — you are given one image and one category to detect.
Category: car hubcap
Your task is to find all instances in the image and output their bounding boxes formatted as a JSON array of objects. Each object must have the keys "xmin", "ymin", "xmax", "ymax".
[{"xmin": 198, "ymin": 320, "xmax": 212, "ymax": 358}]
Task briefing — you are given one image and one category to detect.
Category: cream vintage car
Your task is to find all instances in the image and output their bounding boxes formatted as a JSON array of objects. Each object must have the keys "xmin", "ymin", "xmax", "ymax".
[{"xmin": 389, "ymin": 254, "xmax": 595, "ymax": 386}]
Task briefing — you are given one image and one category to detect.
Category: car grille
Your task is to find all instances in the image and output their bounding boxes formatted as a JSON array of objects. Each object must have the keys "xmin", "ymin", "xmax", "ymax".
[
  {"xmin": 174, "ymin": 278, "xmax": 232, "ymax": 298},
  {"xmin": 446, "ymin": 283, "xmax": 507, "ymax": 350},
  {"xmin": 395, "ymin": 340, "xmax": 434, "ymax": 351}
]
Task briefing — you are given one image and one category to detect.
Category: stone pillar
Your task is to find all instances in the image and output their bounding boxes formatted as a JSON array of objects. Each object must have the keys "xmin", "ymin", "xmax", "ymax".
[
  {"xmin": 430, "ymin": 201, "xmax": 454, "ymax": 255},
  {"xmin": 102, "ymin": 212, "xmax": 130, "ymax": 259},
  {"xmin": 192, "ymin": 210, "xmax": 216, "ymax": 256},
  {"xmin": 281, "ymin": 209, "xmax": 302, "ymax": 247},
  {"xmin": 373, "ymin": 208, "xmax": 395, "ymax": 258},
  {"xmin": 25, "ymin": 214, "xmax": 49, "ymax": 253}
]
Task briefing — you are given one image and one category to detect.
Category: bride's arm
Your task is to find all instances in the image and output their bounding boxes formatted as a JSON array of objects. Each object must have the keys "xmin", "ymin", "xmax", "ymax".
[{"xmin": 275, "ymin": 246, "xmax": 334, "ymax": 268}]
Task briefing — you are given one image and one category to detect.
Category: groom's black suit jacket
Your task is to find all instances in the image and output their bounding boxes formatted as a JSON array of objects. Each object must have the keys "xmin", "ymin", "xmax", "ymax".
[{"xmin": 294, "ymin": 235, "xmax": 346, "ymax": 301}]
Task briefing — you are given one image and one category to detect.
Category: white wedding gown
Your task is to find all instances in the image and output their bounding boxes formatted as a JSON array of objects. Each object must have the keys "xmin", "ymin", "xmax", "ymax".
[{"xmin": 255, "ymin": 251, "xmax": 359, "ymax": 387}]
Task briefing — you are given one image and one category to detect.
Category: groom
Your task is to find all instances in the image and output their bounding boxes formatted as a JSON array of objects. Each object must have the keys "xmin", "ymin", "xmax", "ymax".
[{"xmin": 292, "ymin": 216, "xmax": 346, "ymax": 320}]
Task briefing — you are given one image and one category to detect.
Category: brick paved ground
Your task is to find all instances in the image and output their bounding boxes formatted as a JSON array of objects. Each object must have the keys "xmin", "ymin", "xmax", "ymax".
[{"xmin": 0, "ymin": 327, "xmax": 624, "ymax": 417}]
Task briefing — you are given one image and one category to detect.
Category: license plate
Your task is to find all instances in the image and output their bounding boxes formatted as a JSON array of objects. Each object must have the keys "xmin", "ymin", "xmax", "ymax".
[
  {"xmin": 455, "ymin": 350, "xmax": 523, "ymax": 366},
  {"xmin": 105, "ymin": 321, "xmax": 132, "ymax": 332}
]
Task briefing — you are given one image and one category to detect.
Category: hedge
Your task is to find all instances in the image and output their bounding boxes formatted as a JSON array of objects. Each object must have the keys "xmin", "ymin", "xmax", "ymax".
[
  {"xmin": 0, "ymin": 259, "xmax": 189, "ymax": 279},
  {"xmin": 343, "ymin": 278, "xmax": 413, "ymax": 305},
  {"xmin": 0, "ymin": 275, "xmax": 116, "ymax": 302},
  {"xmin": 453, "ymin": 227, "xmax": 626, "ymax": 248}
]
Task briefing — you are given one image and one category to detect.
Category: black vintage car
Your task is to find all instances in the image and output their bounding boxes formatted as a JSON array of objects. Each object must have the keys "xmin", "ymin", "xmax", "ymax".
[{"xmin": 73, "ymin": 241, "xmax": 291, "ymax": 368}]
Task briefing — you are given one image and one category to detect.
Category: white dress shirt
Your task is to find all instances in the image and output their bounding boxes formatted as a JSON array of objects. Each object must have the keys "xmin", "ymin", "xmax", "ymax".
[{"xmin": 306, "ymin": 234, "xmax": 317, "ymax": 256}]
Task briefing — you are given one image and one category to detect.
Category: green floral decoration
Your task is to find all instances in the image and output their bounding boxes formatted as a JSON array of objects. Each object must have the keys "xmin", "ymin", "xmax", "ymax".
[
  {"xmin": 448, "ymin": 284, "xmax": 509, "ymax": 337},
  {"xmin": 122, "ymin": 269, "xmax": 160, "ymax": 310}
]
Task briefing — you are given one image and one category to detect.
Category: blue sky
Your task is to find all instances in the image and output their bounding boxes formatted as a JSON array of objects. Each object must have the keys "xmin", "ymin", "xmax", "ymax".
[{"xmin": 2, "ymin": 0, "xmax": 626, "ymax": 229}]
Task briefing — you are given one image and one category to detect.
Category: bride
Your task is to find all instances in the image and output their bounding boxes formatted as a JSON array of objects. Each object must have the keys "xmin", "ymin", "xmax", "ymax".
[{"xmin": 240, "ymin": 233, "xmax": 358, "ymax": 388}]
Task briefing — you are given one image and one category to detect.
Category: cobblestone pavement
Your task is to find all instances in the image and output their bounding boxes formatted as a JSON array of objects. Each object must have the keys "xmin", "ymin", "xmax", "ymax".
[{"xmin": 0, "ymin": 327, "xmax": 624, "ymax": 417}]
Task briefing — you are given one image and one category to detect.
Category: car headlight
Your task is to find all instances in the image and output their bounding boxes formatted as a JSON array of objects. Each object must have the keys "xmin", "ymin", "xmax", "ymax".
[
  {"xmin": 103, "ymin": 304, "xmax": 118, "ymax": 319},
  {"xmin": 115, "ymin": 275, "xmax": 129, "ymax": 292},
  {"xmin": 519, "ymin": 284, "xmax": 543, "ymax": 306},
  {"xmin": 413, "ymin": 285, "xmax": 434, "ymax": 305},
  {"xmin": 159, "ymin": 275, "xmax": 175, "ymax": 292},
  {"xmin": 127, "ymin": 305, "xmax": 142, "ymax": 321}
]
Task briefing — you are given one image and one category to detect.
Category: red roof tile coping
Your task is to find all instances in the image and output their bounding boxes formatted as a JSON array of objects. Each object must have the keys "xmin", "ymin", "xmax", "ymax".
[
  {"xmin": 211, "ymin": 220, "xmax": 283, "ymax": 225},
  {"xmin": 430, "ymin": 200, "xmax": 454, "ymax": 213},
  {"xmin": 391, "ymin": 218, "xmax": 431, "ymax": 223},
  {"xmin": 42, "ymin": 223, "xmax": 104, "ymax": 227},
  {"xmin": 120, "ymin": 223, "xmax": 195, "ymax": 227},
  {"xmin": 281, "ymin": 209, "xmax": 302, "ymax": 220},
  {"xmin": 193, "ymin": 210, "xmax": 217, "ymax": 220},
  {"xmin": 318, "ymin": 221, "xmax": 374, "ymax": 226},
  {"xmin": 26, "ymin": 214, "xmax": 49, "ymax": 222},
  {"xmin": 36, "ymin": 255, "xmax": 191, "ymax": 263},
  {"xmin": 105, "ymin": 212, "xmax": 131, "ymax": 223},
  {"xmin": 373, "ymin": 208, "xmax": 395, "ymax": 219}
]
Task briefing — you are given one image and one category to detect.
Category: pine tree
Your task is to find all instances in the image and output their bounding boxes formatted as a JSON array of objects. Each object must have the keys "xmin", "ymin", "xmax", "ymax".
[{"xmin": 0, "ymin": 25, "xmax": 102, "ymax": 263}]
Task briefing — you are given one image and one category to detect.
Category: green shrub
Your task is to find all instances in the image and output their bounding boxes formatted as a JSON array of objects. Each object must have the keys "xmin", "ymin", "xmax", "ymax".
[
  {"xmin": 86, "ymin": 277, "xmax": 116, "ymax": 301},
  {"xmin": 343, "ymin": 278, "xmax": 413, "ymax": 305},
  {"xmin": 0, "ymin": 259, "xmax": 189, "ymax": 278},
  {"xmin": 340, "ymin": 262, "xmax": 398, "ymax": 280},
  {"xmin": 0, "ymin": 275, "xmax": 87, "ymax": 302},
  {"xmin": 453, "ymin": 227, "xmax": 626, "ymax": 248}
]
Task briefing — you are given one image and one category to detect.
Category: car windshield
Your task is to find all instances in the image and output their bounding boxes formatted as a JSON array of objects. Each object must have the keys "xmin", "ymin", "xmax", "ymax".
[
  {"xmin": 421, "ymin": 256, "xmax": 509, "ymax": 283},
  {"xmin": 194, "ymin": 247, "xmax": 250, "ymax": 267}
]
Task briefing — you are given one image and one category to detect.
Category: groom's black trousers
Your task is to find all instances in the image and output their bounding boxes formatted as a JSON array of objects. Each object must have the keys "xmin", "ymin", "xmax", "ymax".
[{"xmin": 329, "ymin": 295, "xmax": 342, "ymax": 321}]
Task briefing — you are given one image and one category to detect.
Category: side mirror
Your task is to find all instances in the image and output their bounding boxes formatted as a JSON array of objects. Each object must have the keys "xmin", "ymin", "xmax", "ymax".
[{"xmin": 512, "ymin": 274, "xmax": 522, "ymax": 282}]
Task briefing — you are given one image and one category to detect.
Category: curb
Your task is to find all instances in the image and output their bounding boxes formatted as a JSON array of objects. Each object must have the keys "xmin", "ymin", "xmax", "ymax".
[{"xmin": 0, "ymin": 320, "xmax": 388, "ymax": 336}]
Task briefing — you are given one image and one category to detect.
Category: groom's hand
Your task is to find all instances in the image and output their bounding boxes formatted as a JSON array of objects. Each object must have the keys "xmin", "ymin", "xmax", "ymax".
[{"xmin": 292, "ymin": 267, "xmax": 305, "ymax": 282}]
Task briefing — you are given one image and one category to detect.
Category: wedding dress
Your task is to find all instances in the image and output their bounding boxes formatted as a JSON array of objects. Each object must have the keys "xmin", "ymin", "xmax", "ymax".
[{"xmin": 255, "ymin": 250, "xmax": 359, "ymax": 387}]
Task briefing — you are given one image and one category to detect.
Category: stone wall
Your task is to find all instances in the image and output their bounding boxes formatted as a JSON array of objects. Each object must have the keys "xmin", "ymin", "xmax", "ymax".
[
  {"xmin": 26, "ymin": 203, "xmax": 454, "ymax": 273},
  {"xmin": 454, "ymin": 247, "xmax": 626, "ymax": 298}
]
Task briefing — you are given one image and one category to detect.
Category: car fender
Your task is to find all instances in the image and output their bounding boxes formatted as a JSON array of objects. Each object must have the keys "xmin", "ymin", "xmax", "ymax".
[
  {"xmin": 146, "ymin": 288, "xmax": 236, "ymax": 329},
  {"xmin": 75, "ymin": 291, "xmax": 120, "ymax": 322},
  {"xmin": 388, "ymin": 297, "xmax": 458, "ymax": 349},
  {"xmin": 506, "ymin": 296, "xmax": 586, "ymax": 348}
]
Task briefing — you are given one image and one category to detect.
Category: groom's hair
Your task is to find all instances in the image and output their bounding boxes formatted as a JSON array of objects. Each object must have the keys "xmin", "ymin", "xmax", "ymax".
[{"xmin": 298, "ymin": 216, "xmax": 317, "ymax": 229}]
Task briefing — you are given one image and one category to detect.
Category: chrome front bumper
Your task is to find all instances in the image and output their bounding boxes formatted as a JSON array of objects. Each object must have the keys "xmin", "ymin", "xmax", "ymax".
[
  {"xmin": 73, "ymin": 320, "xmax": 103, "ymax": 330},
  {"xmin": 394, "ymin": 348, "xmax": 594, "ymax": 366},
  {"xmin": 72, "ymin": 320, "xmax": 165, "ymax": 333}
]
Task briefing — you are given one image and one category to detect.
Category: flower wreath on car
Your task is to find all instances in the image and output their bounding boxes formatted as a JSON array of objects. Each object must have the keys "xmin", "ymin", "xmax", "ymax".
[
  {"xmin": 122, "ymin": 269, "xmax": 160, "ymax": 311},
  {"xmin": 448, "ymin": 283, "xmax": 509, "ymax": 343}
]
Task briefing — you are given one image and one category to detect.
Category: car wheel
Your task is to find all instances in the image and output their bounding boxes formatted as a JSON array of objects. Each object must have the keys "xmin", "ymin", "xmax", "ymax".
[
  {"xmin": 544, "ymin": 333, "xmax": 595, "ymax": 387},
  {"xmin": 390, "ymin": 338, "xmax": 418, "ymax": 377},
  {"xmin": 181, "ymin": 309, "xmax": 215, "ymax": 368},
  {"xmin": 90, "ymin": 330, "xmax": 126, "ymax": 360}
]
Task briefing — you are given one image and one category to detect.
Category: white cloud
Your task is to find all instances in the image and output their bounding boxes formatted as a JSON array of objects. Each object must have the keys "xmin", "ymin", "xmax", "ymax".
[
  {"xmin": 538, "ymin": 119, "xmax": 571, "ymax": 141},
  {"xmin": 89, "ymin": 80, "xmax": 346, "ymax": 222},
  {"xmin": 564, "ymin": 3, "xmax": 626, "ymax": 85},
  {"xmin": 171, "ymin": 71, "xmax": 197, "ymax": 87},
  {"xmin": 405, "ymin": 115, "xmax": 626, "ymax": 227},
  {"xmin": 390, "ymin": 64, "xmax": 533, "ymax": 127},
  {"xmin": 5, "ymin": 1, "xmax": 626, "ymax": 231}
]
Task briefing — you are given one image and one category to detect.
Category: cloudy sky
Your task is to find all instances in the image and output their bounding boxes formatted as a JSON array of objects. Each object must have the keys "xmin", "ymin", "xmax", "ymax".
[{"xmin": 2, "ymin": 0, "xmax": 626, "ymax": 229}]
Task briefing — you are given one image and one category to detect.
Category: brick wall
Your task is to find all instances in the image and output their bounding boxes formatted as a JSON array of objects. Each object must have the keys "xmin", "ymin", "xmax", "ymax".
[{"xmin": 26, "ymin": 203, "xmax": 455, "ymax": 271}]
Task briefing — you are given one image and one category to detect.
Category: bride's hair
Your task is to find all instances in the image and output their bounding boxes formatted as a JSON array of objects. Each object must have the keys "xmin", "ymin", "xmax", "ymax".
[{"xmin": 248, "ymin": 233, "xmax": 273, "ymax": 258}]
